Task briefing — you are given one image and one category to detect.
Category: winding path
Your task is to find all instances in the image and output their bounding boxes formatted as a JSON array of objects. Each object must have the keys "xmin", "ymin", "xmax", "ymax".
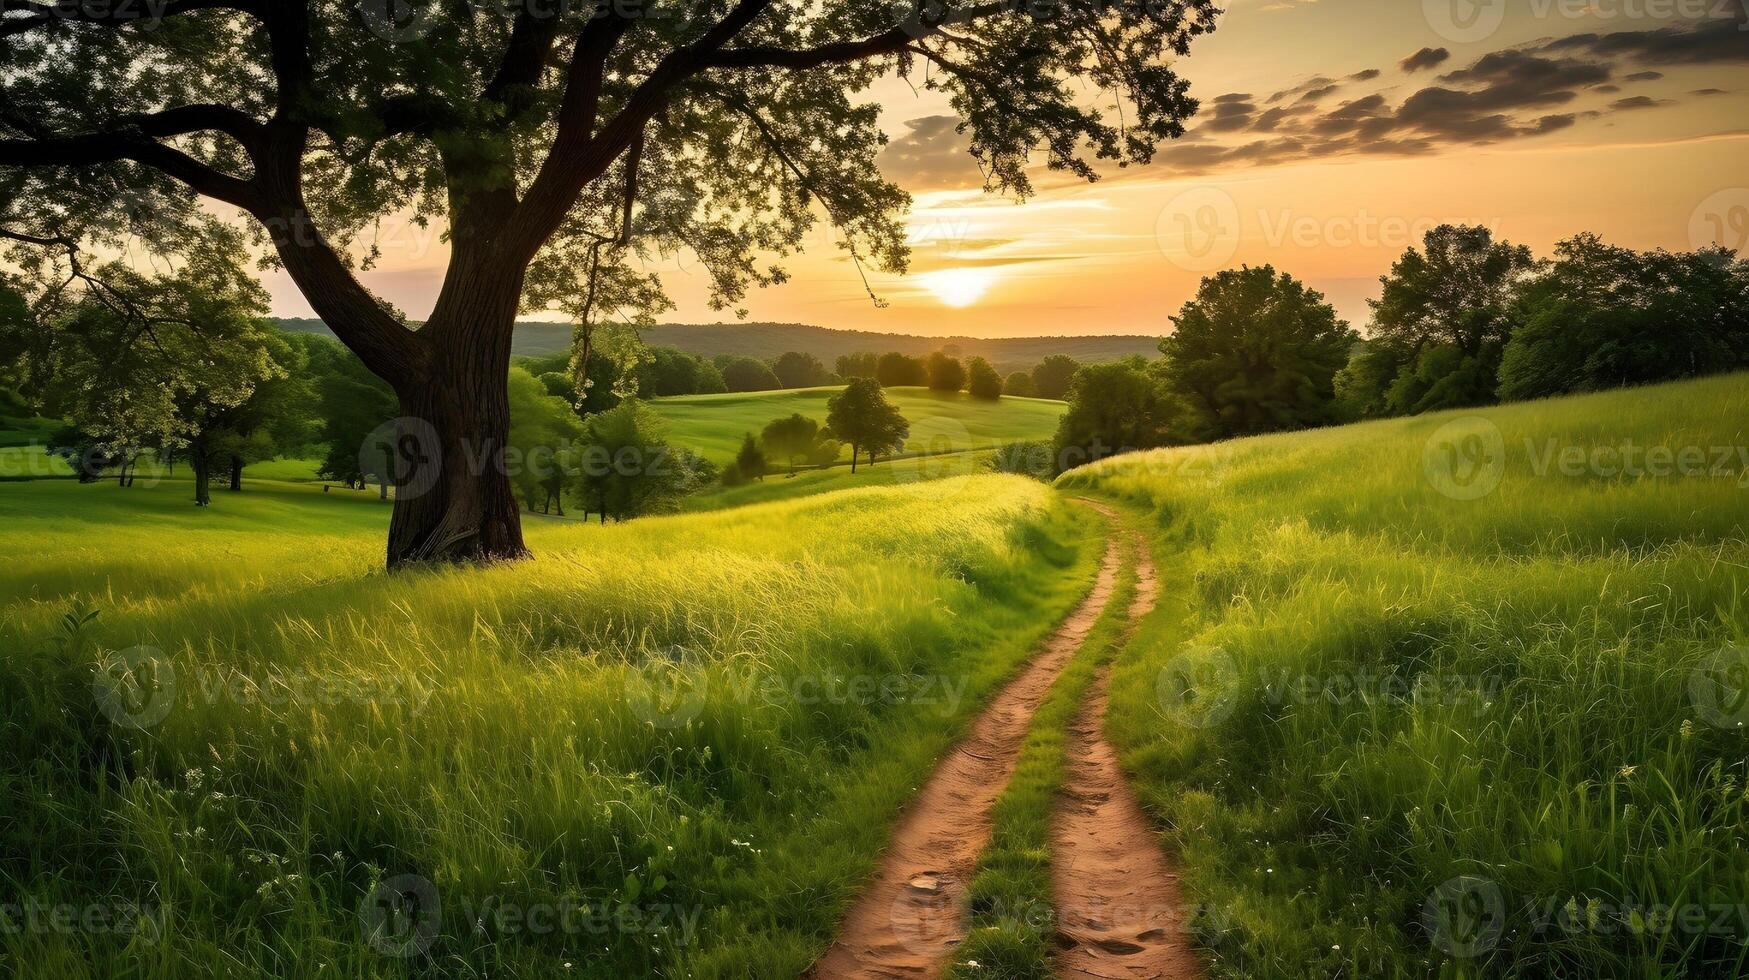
[
  {"xmin": 1050, "ymin": 533, "xmax": 1202, "ymax": 979},
  {"xmin": 807, "ymin": 504, "xmax": 1123, "ymax": 979}
]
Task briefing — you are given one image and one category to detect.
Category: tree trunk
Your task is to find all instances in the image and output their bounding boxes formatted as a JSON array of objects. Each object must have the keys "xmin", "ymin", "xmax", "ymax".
[
  {"xmin": 228, "ymin": 455, "xmax": 243, "ymax": 491},
  {"xmin": 849, "ymin": 442, "xmax": 858, "ymax": 474},
  {"xmin": 192, "ymin": 452, "xmax": 211, "ymax": 507},
  {"xmin": 379, "ymin": 260, "xmax": 528, "ymax": 568}
]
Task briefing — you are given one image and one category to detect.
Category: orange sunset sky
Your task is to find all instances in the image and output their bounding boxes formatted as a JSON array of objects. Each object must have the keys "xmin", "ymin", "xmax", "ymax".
[{"xmin": 267, "ymin": 2, "xmax": 1749, "ymax": 338}]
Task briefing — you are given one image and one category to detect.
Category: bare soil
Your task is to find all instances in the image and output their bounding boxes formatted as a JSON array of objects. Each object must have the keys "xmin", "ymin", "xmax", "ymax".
[{"xmin": 807, "ymin": 507, "xmax": 1123, "ymax": 979}]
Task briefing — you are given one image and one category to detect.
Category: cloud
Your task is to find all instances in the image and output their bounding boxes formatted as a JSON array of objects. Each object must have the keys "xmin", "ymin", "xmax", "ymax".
[
  {"xmin": 1624, "ymin": 70, "xmax": 1665, "ymax": 82},
  {"xmin": 1540, "ymin": 17, "xmax": 1749, "ymax": 66},
  {"xmin": 1610, "ymin": 95, "xmax": 1671, "ymax": 110},
  {"xmin": 1437, "ymin": 50, "xmax": 1612, "ymax": 92},
  {"xmin": 1400, "ymin": 47, "xmax": 1451, "ymax": 72},
  {"xmin": 1692, "ymin": 87, "xmax": 1730, "ymax": 96},
  {"xmin": 876, "ymin": 115, "xmax": 983, "ymax": 191},
  {"xmin": 1349, "ymin": 68, "xmax": 1382, "ymax": 81}
]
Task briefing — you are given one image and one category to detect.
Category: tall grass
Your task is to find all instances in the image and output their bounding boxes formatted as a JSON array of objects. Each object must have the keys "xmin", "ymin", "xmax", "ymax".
[
  {"xmin": 1061, "ymin": 372, "xmax": 1749, "ymax": 977},
  {"xmin": 0, "ymin": 473, "xmax": 1098, "ymax": 977}
]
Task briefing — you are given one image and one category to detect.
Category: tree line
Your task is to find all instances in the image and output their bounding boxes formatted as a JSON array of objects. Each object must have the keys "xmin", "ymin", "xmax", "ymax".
[{"xmin": 1045, "ymin": 225, "xmax": 1749, "ymax": 472}]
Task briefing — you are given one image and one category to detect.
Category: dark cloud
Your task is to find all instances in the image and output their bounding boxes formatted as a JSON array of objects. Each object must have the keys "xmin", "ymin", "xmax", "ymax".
[
  {"xmin": 875, "ymin": 115, "xmax": 982, "ymax": 190},
  {"xmin": 1401, "ymin": 47, "xmax": 1451, "ymax": 72},
  {"xmin": 1610, "ymin": 95, "xmax": 1671, "ymax": 110},
  {"xmin": 1692, "ymin": 87, "xmax": 1730, "ymax": 96},
  {"xmin": 1140, "ymin": 24, "xmax": 1719, "ymax": 179},
  {"xmin": 1438, "ymin": 50, "xmax": 1612, "ymax": 91},
  {"xmin": 1541, "ymin": 18, "xmax": 1749, "ymax": 66},
  {"xmin": 1205, "ymin": 96, "xmax": 1259, "ymax": 132},
  {"xmin": 1267, "ymin": 76, "xmax": 1336, "ymax": 104}
]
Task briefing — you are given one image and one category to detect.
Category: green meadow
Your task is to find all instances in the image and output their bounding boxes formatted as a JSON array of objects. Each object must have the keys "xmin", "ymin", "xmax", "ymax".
[
  {"xmin": 1061, "ymin": 371, "xmax": 1749, "ymax": 978},
  {"xmin": 648, "ymin": 386, "xmax": 1066, "ymax": 463},
  {"xmin": 0, "ymin": 473, "xmax": 1100, "ymax": 977}
]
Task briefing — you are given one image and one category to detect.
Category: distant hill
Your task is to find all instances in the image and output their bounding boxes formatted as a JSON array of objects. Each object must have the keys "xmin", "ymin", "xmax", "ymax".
[{"xmin": 273, "ymin": 318, "xmax": 1162, "ymax": 376}]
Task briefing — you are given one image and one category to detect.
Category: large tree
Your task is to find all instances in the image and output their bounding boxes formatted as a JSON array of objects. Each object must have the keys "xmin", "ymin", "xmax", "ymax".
[
  {"xmin": 0, "ymin": 0, "xmax": 1213, "ymax": 565},
  {"xmin": 1160, "ymin": 265, "xmax": 1355, "ymax": 439}
]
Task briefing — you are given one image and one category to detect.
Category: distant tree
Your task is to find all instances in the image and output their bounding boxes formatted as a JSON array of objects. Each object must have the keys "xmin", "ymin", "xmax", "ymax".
[
  {"xmin": 38, "ymin": 245, "xmax": 285, "ymax": 504},
  {"xmin": 966, "ymin": 356, "xmax": 1002, "ymax": 399},
  {"xmin": 721, "ymin": 357, "xmax": 782, "ymax": 393},
  {"xmin": 507, "ymin": 367, "xmax": 585, "ymax": 515},
  {"xmin": 827, "ymin": 378, "xmax": 909, "ymax": 473},
  {"xmin": 1003, "ymin": 371, "xmax": 1038, "ymax": 397},
  {"xmin": 637, "ymin": 346, "xmax": 716, "ymax": 397},
  {"xmin": 694, "ymin": 361, "xmax": 728, "ymax": 394},
  {"xmin": 772, "ymin": 351, "xmax": 834, "ymax": 389},
  {"xmin": 761, "ymin": 413, "xmax": 826, "ymax": 475},
  {"xmin": 1052, "ymin": 360, "xmax": 1182, "ymax": 472},
  {"xmin": 1031, "ymin": 354, "xmax": 1081, "ymax": 400},
  {"xmin": 1499, "ymin": 235, "xmax": 1749, "ymax": 401},
  {"xmin": 200, "ymin": 330, "xmax": 320, "ymax": 493},
  {"xmin": 876, "ymin": 352, "xmax": 928, "ymax": 387},
  {"xmin": 1160, "ymin": 265, "xmax": 1356, "ymax": 439},
  {"xmin": 925, "ymin": 351, "xmax": 966, "ymax": 392},
  {"xmin": 573, "ymin": 400, "xmax": 702, "ymax": 524},
  {"xmin": 735, "ymin": 432, "xmax": 768, "ymax": 482},
  {"xmin": 836, "ymin": 352, "xmax": 880, "ymax": 379},
  {"xmin": 313, "ymin": 339, "xmax": 398, "ymax": 495},
  {"xmin": 1332, "ymin": 340, "xmax": 1409, "ymax": 421},
  {"xmin": 1369, "ymin": 224, "xmax": 1539, "ymax": 413}
]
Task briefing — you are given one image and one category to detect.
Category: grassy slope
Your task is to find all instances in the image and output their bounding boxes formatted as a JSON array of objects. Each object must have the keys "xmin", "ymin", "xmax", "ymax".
[
  {"xmin": 0, "ymin": 473, "xmax": 1100, "ymax": 978},
  {"xmin": 651, "ymin": 386, "xmax": 1065, "ymax": 463},
  {"xmin": 1060, "ymin": 372, "xmax": 1749, "ymax": 978}
]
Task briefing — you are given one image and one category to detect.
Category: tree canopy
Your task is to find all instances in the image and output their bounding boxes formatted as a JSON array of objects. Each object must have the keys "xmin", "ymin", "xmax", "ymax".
[
  {"xmin": 1160, "ymin": 265, "xmax": 1355, "ymax": 439},
  {"xmin": 826, "ymin": 377, "xmax": 907, "ymax": 473}
]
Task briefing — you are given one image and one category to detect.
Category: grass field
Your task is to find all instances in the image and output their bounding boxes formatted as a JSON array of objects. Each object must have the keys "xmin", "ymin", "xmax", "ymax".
[
  {"xmin": 0, "ymin": 473, "xmax": 1101, "ymax": 977},
  {"xmin": 649, "ymin": 386, "xmax": 1065, "ymax": 463},
  {"xmin": 1060, "ymin": 371, "xmax": 1749, "ymax": 978}
]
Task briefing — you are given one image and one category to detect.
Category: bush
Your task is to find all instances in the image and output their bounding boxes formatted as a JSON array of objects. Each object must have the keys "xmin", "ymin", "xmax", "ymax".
[
  {"xmin": 1003, "ymin": 372, "xmax": 1037, "ymax": 398},
  {"xmin": 721, "ymin": 357, "xmax": 781, "ymax": 392},
  {"xmin": 966, "ymin": 356, "xmax": 1002, "ymax": 399},
  {"xmin": 986, "ymin": 441, "xmax": 1054, "ymax": 480}
]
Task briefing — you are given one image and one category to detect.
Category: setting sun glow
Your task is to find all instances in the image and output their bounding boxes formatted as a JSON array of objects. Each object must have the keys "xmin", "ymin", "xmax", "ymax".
[{"xmin": 921, "ymin": 267, "xmax": 998, "ymax": 308}]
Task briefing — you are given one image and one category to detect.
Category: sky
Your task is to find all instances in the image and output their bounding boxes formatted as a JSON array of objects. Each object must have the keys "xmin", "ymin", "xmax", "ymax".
[{"xmin": 267, "ymin": 2, "xmax": 1749, "ymax": 339}]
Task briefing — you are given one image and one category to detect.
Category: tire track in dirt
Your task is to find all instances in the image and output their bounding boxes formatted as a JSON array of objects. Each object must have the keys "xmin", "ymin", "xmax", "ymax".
[
  {"xmin": 1051, "ymin": 532, "xmax": 1203, "ymax": 980},
  {"xmin": 807, "ymin": 504, "xmax": 1124, "ymax": 979}
]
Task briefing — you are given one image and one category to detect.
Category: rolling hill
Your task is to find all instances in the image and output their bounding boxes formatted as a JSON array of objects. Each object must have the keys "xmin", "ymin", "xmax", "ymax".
[
  {"xmin": 651, "ymin": 385, "xmax": 1066, "ymax": 463},
  {"xmin": 274, "ymin": 318, "xmax": 1161, "ymax": 375}
]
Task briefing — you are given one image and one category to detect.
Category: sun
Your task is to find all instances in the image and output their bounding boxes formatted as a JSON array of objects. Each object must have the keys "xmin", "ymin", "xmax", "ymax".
[{"xmin": 920, "ymin": 268, "xmax": 998, "ymax": 308}]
